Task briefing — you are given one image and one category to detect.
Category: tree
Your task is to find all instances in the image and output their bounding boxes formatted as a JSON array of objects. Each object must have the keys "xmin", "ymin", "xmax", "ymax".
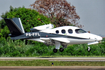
[
  {"xmin": 1, "ymin": 6, "xmax": 51, "ymax": 32},
  {"xmin": 0, "ymin": 6, "xmax": 51, "ymax": 38},
  {"xmin": 31, "ymin": 0, "xmax": 82, "ymax": 28}
]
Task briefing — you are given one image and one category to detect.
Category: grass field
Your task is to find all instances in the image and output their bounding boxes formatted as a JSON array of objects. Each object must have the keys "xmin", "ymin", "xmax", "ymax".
[
  {"xmin": 0, "ymin": 60, "xmax": 105, "ymax": 66},
  {"xmin": 0, "ymin": 38, "xmax": 105, "ymax": 57}
]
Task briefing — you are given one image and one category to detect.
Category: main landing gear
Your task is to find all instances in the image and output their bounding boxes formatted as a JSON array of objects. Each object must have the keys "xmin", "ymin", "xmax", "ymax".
[
  {"xmin": 59, "ymin": 48, "xmax": 64, "ymax": 52},
  {"xmin": 53, "ymin": 48, "xmax": 58, "ymax": 53},
  {"xmin": 53, "ymin": 41, "xmax": 64, "ymax": 53},
  {"xmin": 53, "ymin": 48, "xmax": 64, "ymax": 53}
]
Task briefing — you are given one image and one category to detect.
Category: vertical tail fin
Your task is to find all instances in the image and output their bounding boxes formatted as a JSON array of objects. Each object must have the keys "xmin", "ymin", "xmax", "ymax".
[{"xmin": 4, "ymin": 18, "xmax": 25, "ymax": 37}]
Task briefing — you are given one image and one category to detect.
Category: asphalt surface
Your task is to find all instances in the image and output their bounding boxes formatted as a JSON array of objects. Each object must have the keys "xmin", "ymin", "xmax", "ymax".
[
  {"xmin": 0, "ymin": 66, "xmax": 105, "ymax": 70},
  {"xmin": 0, "ymin": 57, "xmax": 105, "ymax": 61},
  {"xmin": 0, "ymin": 57, "xmax": 105, "ymax": 70}
]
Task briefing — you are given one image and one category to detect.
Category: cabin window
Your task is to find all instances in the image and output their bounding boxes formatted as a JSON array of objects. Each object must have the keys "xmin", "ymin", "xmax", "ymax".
[
  {"xmin": 61, "ymin": 29, "xmax": 66, "ymax": 34},
  {"xmin": 68, "ymin": 29, "xmax": 73, "ymax": 34},
  {"xmin": 75, "ymin": 29, "xmax": 86, "ymax": 33},
  {"xmin": 56, "ymin": 30, "xmax": 59, "ymax": 34}
]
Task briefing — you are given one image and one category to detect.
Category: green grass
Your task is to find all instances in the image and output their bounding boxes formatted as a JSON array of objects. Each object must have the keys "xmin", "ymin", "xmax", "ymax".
[
  {"xmin": 0, "ymin": 37, "xmax": 105, "ymax": 57},
  {"xmin": 0, "ymin": 60, "xmax": 105, "ymax": 66},
  {"xmin": 29, "ymin": 55, "xmax": 105, "ymax": 57}
]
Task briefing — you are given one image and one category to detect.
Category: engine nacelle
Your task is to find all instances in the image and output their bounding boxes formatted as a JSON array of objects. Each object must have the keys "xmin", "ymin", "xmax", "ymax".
[{"xmin": 30, "ymin": 24, "xmax": 54, "ymax": 32}]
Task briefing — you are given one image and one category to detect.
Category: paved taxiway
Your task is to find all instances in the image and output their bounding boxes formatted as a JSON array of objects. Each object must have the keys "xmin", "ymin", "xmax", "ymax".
[
  {"xmin": 0, "ymin": 57, "xmax": 105, "ymax": 61},
  {"xmin": 0, "ymin": 66, "xmax": 105, "ymax": 70},
  {"xmin": 0, "ymin": 57, "xmax": 105, "ymax": 70}
]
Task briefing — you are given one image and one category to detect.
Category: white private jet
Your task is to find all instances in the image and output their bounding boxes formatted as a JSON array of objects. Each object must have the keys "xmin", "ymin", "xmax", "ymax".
[{"xmin": 4, "ymin": 18, "xmax": 102, "ymax": 53}]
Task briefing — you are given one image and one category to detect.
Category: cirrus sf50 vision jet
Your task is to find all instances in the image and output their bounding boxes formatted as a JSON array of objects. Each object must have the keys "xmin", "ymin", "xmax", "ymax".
[{"xmin": 4, "ymin": 18, "xmax": 102, "ymax": 53}]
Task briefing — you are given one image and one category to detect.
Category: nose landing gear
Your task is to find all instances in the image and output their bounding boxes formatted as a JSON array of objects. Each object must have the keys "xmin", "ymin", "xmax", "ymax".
[{"xmin": 87, "ymin": 46, "xmax": 91, "ymax": 52}]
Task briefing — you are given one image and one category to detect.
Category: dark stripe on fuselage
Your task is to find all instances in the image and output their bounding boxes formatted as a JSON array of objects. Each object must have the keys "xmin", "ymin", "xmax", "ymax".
[
  {"xmin": 24, "ymin": 32, "xmax": 88, "ymax": 40},
  {"xmin": 40, "ymin": 32, "xmax": 88, "ymax": 39}
]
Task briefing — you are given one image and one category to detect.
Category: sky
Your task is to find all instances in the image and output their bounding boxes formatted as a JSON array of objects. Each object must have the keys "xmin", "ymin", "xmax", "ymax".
[{"xmin": 0, "ymin": 0, "xmax": 105, "ymax": 37}]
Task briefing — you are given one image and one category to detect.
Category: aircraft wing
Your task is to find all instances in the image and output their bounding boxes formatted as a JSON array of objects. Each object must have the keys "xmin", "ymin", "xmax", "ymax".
[
  {"xmin": 88, "ymin": 41, "xmax": 99, "ymax": 45},
  {"xmin": 40, "ymin": 37, "xmax": 70, "ymax": 43},
  {"xmin": 50, "ymin": 38, "xmax": 70, "ymax": 43}
]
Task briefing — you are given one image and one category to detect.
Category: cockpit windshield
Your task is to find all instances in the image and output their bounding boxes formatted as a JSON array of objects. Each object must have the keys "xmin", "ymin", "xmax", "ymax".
[{"xmin": 75, "ymin": 29, "xmax": 87, "ymax": 33}]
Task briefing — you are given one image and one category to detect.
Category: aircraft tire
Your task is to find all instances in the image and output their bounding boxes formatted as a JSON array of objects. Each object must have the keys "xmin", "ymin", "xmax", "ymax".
[
  {"xmin": 59, "ymin": 48, "xmax": 64, "ymax": 52},
  {"xmin": 53, "ymin": 48, "xmax": 58, "ymax": 53}
]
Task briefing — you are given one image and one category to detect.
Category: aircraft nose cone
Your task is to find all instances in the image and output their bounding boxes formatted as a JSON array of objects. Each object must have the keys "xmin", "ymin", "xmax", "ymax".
[
  {"xmin": 89, "ymin": 33, "xmax": 102, "ymax": 41},
  {"xmin": 97, "ymin": 36, "xmax": 102, "ymax": 41}
]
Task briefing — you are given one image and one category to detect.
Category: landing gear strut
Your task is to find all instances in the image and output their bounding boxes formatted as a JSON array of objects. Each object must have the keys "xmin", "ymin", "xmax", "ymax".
[
  {"xmin": 53, "ymin": 41, "xmax": 65, "ymax": 53},
  {"xmin": 87, "ymin": 46, "xmax": 91, "ymax": 52}
]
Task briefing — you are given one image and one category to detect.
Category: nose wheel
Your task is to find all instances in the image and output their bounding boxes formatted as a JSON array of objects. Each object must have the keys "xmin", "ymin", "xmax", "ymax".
[{"xmin": 87, "ymin": 46, "xmax": 91, "ymax": 52}]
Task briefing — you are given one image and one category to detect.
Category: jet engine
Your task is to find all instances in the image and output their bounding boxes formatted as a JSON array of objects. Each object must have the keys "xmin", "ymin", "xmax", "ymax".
[{"xmin": 30, "ymin": 24, "xmax": 54, "ymax": 32}]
